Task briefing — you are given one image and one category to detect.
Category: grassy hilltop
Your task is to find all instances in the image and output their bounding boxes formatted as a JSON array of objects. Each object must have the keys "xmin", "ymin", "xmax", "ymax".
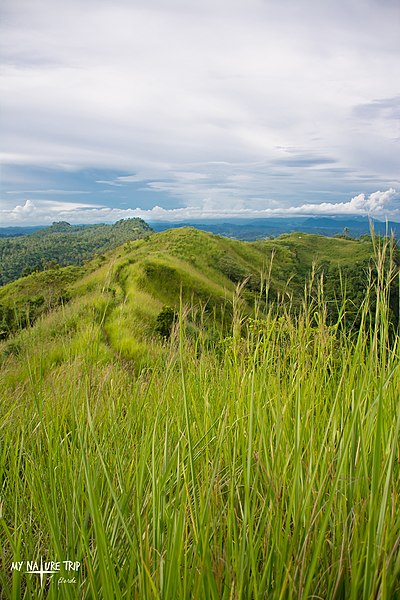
[{"xmin": 1, "ymin": 227, "xmax": 400, "ymax": 598}]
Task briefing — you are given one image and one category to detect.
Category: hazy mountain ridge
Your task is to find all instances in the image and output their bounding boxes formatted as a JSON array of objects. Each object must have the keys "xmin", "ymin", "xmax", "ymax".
[
  {"xmin": 2, "ymin": 215, "xmax": 399, "ymax": 242},
  {"xmin": 150, "ymin": 216, "xmax": 400, "ymax": 240}
]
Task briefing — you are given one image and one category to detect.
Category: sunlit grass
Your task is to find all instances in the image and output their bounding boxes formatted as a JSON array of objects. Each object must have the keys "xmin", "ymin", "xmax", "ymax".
[{"xmin": 0, "ymin": 236, "xmax": 399, "ymax": 599}]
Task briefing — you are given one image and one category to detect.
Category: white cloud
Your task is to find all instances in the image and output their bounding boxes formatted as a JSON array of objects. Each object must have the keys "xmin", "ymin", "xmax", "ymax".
[
  {"xmin": 1, "ymin": 189, "xmax": 398, "ymax": 225},
  {"xmin": 0, "ymin": 0, "xmax": 399, "ymax": 220},
  {"xmin": 366, "ymin": 189, "xmax": 398, "ymax": 211},
  {"xmin": 96, "ymin": 180, "xmax": 123, "ymax": 187},
  {"xmin": 292, "ymin": 188, "xmax": 400, "ymax": 216},
  {"xmin": 6, "ymin": 189, "xmax": 92, "ymax": 195},
  {"xmin": 0, "ymin": 199, "xmax": 104, "ymax": 224}
]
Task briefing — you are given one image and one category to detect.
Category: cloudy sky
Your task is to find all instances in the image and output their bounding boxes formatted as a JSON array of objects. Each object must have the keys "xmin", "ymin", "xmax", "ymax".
[{"xmin": 1, "ymin": 0, "xmax": 399, "ymax": 225}]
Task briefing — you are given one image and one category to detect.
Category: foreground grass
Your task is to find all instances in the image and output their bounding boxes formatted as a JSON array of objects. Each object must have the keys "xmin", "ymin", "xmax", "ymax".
[{"xmin": 1, "ymin": 247, "xmax": 400, "ymax": 599}]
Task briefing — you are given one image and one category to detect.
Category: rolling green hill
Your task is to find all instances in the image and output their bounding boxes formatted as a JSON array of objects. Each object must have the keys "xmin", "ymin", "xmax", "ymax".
[
  {"xmin": 1, "ymin": 227, "xmax": 400, "ymax": 598},
  {"xmin": 0, "ymin": 217, "xmax": 152, "ymax": 285},
  {"xmin": 1, "ymin": 227, "xmax": 396, "ymax": 364}
]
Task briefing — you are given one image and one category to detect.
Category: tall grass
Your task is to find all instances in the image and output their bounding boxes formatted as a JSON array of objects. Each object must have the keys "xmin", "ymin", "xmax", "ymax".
[{"xmin": 1, "ymin": 237, "xmax": 399, "ymax": 599}]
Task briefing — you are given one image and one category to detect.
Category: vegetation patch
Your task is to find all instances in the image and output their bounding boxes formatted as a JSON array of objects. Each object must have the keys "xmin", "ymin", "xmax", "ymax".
[
  {"xmin": 1, "ymin": 226, "xmax": 400, "ymax": 598},
  {"xmin": 0, "ymin": 218, "xmax": 152, "ymax": 285}
]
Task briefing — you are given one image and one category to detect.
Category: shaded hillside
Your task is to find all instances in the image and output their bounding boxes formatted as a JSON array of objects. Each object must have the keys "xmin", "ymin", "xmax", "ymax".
[{"xmin": 0, "ymin": 218, "xmax": 152, "ymax": 285}]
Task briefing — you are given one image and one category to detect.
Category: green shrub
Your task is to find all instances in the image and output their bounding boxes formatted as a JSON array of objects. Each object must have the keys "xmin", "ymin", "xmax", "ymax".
[{"xmin": 155, "ymin": 305, "xmax": 178, "ymax": 339}]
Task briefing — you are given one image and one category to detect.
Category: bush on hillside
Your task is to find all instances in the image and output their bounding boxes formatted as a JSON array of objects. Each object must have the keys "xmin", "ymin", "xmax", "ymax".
[{"xmin": 155, "ymin": 306, "xmax": 178, "ymax": 339}]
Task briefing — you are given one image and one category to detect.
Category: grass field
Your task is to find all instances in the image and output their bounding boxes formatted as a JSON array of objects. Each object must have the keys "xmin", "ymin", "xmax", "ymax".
[{"xmin": 0, "ymin": 231, "xmax": 399, "ymax": 598}]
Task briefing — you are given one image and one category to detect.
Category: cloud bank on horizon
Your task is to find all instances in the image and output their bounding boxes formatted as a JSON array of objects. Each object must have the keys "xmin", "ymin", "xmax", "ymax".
[
  {"xmin": 0, "ymin": 0, "xmax": 399, "ymax": 225},
  {"xmin": 3, "ymin": 188, "xmax": 400, "ymax": 224}
]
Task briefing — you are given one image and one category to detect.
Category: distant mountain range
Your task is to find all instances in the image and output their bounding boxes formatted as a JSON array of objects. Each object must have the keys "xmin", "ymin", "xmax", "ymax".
[
  {"xmin": 0, "ymin": 226, "xmax": 44, "ymax": 238},
  {"xmin": 149, "ymin": 216, "xmax": 400, "ymax": 240},
  {"xmin": 1, "ymin": 216, "xmax": 399, "ymax": 242}
]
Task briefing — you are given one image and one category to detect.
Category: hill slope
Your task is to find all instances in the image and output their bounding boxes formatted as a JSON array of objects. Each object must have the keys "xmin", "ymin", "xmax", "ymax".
[
  {"xmin": 1, "ymin": 227, "xmax": 395, "ymax": 366},
  {"xmin": 0, "ymin": 217, "xmax": 152, "ymax": 285},
  {"xmin": 1, "ymin": 227, "xmax": 400, "ymax": 598}
]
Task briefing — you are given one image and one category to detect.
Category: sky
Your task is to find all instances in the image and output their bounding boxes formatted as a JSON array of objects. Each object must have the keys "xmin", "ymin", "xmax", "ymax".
[{"xmin": 0, "ymin": 0, "xmax": 399, "ymax": 225}]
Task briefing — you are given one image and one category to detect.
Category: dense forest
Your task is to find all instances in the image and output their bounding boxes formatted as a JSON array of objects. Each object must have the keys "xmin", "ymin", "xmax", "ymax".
[{"xmin": 0, "ymin": 218, "xmax": 152, "ymax": 285}]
